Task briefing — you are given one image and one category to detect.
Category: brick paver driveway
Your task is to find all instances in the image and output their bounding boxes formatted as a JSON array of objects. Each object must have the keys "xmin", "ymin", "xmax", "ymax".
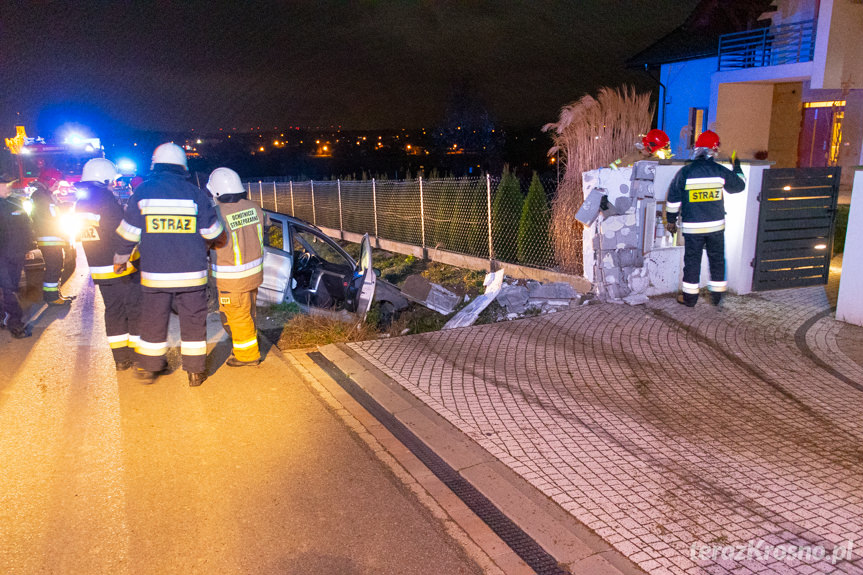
[{"xmin": 349, "ymin": 287, "xmax": 863, "ymax": 575}]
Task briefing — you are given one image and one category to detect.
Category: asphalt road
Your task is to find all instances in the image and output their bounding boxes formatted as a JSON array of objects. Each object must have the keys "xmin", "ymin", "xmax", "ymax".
[{"xmin": 0, "ymin": 256, "xmax": 483, "ymax": 575}]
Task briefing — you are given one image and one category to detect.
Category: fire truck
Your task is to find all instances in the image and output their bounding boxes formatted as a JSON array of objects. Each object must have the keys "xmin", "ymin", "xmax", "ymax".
[
  {"xmin": 3, "ymin": 126, "xmax": 102, "ymax": 279},
  {"xmin": 5, "ymin": 125, "xmax": 104, "ymax": 195}
]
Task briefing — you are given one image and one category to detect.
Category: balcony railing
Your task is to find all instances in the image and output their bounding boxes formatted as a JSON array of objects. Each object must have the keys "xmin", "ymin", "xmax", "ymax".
[{"xmin": 718, "ymin": 19, "xmax": 816, "ymax": 71}]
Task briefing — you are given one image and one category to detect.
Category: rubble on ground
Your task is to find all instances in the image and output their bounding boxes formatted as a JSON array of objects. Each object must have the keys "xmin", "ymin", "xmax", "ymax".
[
  {"xmin": 398, "ymin": 269, "xmax": 593, "ymax": 329},
  {"xmin": 401, "ymin": 274, "xmax": 461, "ymax": 314}
]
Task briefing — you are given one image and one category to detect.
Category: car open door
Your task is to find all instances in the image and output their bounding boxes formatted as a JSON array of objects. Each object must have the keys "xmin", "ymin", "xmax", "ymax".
[{"xmin": 351, "ymin": 233, "xmax": 376, "ymax": 319}]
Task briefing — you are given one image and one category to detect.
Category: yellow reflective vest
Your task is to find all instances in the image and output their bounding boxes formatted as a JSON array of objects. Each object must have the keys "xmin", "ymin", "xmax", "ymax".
[{"xmin": 210, "ymin": 198, "xmax": 269, "ymax": 292}]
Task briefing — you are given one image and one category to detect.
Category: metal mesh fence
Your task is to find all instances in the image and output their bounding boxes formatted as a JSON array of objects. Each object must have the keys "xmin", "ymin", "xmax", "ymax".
[{"xmin": 247, "ymin": 175, "xmax": 560, "ymax": 271}]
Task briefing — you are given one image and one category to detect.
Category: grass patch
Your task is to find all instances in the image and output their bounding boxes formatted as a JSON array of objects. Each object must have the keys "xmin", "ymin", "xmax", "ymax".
[
  {"xmin": 834, "ymin": 204, "xmax": 850, "ymax": 254},
  {"xmin": 277, "ymin": 313, "xmax": 379, "ymax": 349},
  {"xmin": 421, "ymin": 262, "xmax": 486, "ymax": 296}
]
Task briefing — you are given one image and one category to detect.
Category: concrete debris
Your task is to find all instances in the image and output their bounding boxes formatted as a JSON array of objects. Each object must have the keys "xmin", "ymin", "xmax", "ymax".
[
  {"xmin": 494, "ymin": 280, "xmax": 584, "ymax": 319},
  {"xmin": 623, "ymin": 294, "xmax": 650, "ymax": 306},
  {"xmin": 443, "ymin": 270, "xmax": 505, "ymax": 330},
  {"xmin": 402, "ymin": 274, "xmax": 461, "ymax": 315},
  {"xmin": 497, "ymin": 285, "xmax": 529, "ymax": 314}
]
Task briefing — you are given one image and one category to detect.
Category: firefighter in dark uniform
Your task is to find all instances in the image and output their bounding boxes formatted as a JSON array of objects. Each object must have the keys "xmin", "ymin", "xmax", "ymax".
[
  {"xmin": 75, "ymin": 159, "xmax": 142, "ymax": 371},
  {"xmin": 665, "ymin": 130, "xmax": 746, "ymax": 307},
  {"xmin": 207, "ymin": 167, "xmax": 270, "ymax": 367},
  {"xmin": 30, "ymin": 167, "xmax": 73, "ymax": 305},
  {"xmin": 115, "ymin": 143, "xmax": 225, "ymax": 386},
  {"xmin": 0, "ymin": 172, "xmax": 34, "ymax": 338}
]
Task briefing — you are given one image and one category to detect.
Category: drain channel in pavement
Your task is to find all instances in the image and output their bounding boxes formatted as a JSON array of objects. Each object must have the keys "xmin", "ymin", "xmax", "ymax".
[{"xmin": 307, "ymin": 351, "xmax": 569, "ymax": 575}]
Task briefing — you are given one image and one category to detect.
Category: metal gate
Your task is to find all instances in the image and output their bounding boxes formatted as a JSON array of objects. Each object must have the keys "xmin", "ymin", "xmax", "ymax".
[{"xmin": 752, "ymin": 167, "xmax": 840, "ymax": 291}]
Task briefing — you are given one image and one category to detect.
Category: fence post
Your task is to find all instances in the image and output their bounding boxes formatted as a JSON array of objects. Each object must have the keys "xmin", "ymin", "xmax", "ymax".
[
  {"xmin": 337, "ymin": 179, "xmax": 344, "ymax": 237},
  {"xmin": 290, "ymin": 181, "xmax": 295, "ymax": 216},
  {"xmin": 419, "ymin": 176, "xmax": 426, "ymax": 249},
  {"xmin": 258, "ymin": 181, "xmax": 264, "ymax": 207},
  {"xmin": 486, "ymin": 173, "xmax": 494, "ymax": 264},
  {"xmin": 311, "ymin": 180, "xmax": 316, "ymax": 225},
  {"xmin": 247, "ymin": 182, "xmax": 252, "ymax": 196},
  {"xmin": 372, "ymin": 178, "xmax": 379, "ymax": 240},
  {"xmin": 273, "ymin": 182, "xmax": 278, "ymax": 213}
]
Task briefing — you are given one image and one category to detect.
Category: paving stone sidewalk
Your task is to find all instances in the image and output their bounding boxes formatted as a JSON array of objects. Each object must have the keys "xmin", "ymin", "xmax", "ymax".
[{"xmin": 347, "ymin": 286, "xmax": 863, "ymax": 575}]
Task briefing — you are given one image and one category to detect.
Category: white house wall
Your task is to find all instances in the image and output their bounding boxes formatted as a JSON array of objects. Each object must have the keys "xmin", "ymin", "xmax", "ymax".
[
  {"xmin": 659, "ymin": 57, "xmax": 717, "ymax": 157},
  {"xmin": 812, "ymin": 0, "xmax": 863, "ymax": 90},
  {"xmin": 836, "ymin": 168, "xmax": 863, "ymax": 326}
]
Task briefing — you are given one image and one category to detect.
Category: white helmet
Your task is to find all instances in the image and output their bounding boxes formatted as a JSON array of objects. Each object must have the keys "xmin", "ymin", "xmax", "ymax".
[
  {"xmin": 206, "ymin": 167, "xmax": 244, "ymax": 198},
  {"xmin": 81, "ymin": 158, "xmax": 119, "ymax": 183},
  {"xmin": 151, "ymin": 142, "xmax": 188, "ymax": 169}
]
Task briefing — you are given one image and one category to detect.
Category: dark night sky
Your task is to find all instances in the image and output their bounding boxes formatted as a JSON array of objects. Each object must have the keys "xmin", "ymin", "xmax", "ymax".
[{"xmin": 2, "ymin": 1, "xmax": 698, "ymax": 138}]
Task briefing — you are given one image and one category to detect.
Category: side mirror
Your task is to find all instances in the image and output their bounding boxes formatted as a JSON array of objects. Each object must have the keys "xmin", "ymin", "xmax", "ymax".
[{"xmin": 374, "ymin": 268, "xmax": 381, "ymax": 278}]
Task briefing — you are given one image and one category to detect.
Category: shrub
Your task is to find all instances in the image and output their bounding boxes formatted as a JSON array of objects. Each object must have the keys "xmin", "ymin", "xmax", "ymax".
[
  {"xmin": 517, "ymin": 172, "xmax": 554, "ymax": 267},
  {"xmin": 491, "ymin": 168, "xmax": 523, "ymax": 262}
]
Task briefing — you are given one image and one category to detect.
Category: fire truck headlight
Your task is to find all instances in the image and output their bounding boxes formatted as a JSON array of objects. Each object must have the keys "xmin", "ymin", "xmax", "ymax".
[
  {"xmin": 59, "ymin": 213, "xmax": 81, "ymax": 240},
  {"xmin": 117, "ymin": 159, "xmax": 136, "ymax": 174}
]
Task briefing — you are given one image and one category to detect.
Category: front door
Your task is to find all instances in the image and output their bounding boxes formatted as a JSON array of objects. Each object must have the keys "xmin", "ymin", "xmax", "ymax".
[{"xmin": 798, "ymin": 102, "xmax": 844, "ymax": 168}]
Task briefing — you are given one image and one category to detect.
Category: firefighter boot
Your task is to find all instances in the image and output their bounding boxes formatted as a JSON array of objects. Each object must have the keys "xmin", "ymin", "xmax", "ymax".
[
  {"xmin": 45, "ymin": 295, "xmax": 71, "ymax": 306},
  {"xmin": 711, "ymin": 292, "xmax": 723, "ymax": 307},
  {"xmin": 134, "ymin": 368, "xmax": 160, "ymax": 384},
  {"xmin": 188, "ymin": 372, "xmax": 207, "ymax": 387},
  {"xmin": 226, "ymin": 356, "xmax": 261, "ymax": 367},
  {"xmin": 676, "ymin": 294, "xmax": 696, "ymax": 307}
]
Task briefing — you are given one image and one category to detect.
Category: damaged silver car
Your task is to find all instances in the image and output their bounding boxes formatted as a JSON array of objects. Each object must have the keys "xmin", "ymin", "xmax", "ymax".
[{"xmin": 256, "ymin": 211, "xmax": 407, "ymax": 320}]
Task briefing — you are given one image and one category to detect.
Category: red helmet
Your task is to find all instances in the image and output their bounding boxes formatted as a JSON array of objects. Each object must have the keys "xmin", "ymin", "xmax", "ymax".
[
  {"xmin": 642, "ymin": 129, "xmax": 670, "ymax": 153},
  {"xmin": 695, "ymin": 130, "xmax": 720, "ymax": 149},
  {"xmin": 38, "ymin": 167, "xmax": 63, "ymax": 186}
]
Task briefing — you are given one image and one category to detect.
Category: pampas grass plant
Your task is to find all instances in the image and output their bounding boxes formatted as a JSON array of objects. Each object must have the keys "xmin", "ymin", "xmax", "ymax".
[{"xmin": 542, "ymin": 86, "xmax": 654, "ymax": 273}]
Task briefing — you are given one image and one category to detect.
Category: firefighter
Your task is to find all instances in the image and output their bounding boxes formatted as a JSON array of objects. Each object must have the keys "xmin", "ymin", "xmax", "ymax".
[
  {"xmin": 115, "ymin": 143, "xmax": 225, "ymax": 386},
  {"xmin": 75, "ymin": 159, "xmax": 142, "ymax": 371},
  {"xmin": 30, "ymin": 167, "xmax": 73, "ymax": 305},
  {"xmin": 207, "ymin": 167, "xmax": 270, "ymax": 367},
  {"xmin": 0, "ymin": 172, "xmax": 34, "ymax": 338},
  {"xmin": 665, "ymin": 130, "xmax": 745, "ymax": 307},
  {"xmin": 641, "ymin": 129, "xmax": 671, "ymax": 158},
  {"xmin": 609, "ymin": 129, "xmax": 671, "ymax": 169}
]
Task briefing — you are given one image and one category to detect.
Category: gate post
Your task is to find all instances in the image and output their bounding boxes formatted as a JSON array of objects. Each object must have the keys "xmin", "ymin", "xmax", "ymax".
[
  {"xmin": 273, "ymin": 182, "xmax": 278, "ymax": 213},
  {"xmin": 290, "ymin": 181, "xmax": 295, "ymax": 216}
]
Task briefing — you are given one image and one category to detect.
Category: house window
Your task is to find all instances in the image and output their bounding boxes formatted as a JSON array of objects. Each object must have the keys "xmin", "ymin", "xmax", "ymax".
[{"xmin": 688, "ymin": 108, "xmax": 706, "ymax": 148}]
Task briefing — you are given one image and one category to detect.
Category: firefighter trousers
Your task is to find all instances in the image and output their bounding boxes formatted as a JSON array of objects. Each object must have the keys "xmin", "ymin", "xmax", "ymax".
[
  {"xmin": 0, "ymin": 256, "xmax": 25, "ymax": 330},
  {"xmin": 99, "ymin": 277, "xmax": 142, "ymax": 364},
  {"xmin": 681, "ymin": 231, "xmax": 727, "ymax": 305},
  {"xmin": 40, "ymin": 245, "xmax": 65, "ymax": 300},
  {"xmin": 136, "ymin": 288, "xmax": 208, "ymax": 374},
  {"xmin": 218, "ymin": 289, "xmax": 260, "ymax": 362}
]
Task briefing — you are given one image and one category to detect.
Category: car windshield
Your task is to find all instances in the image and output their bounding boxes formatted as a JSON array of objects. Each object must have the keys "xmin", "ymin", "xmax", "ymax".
[{"xmin": 293, "ymin": 228, "xmax": 351, "ymax": 269}]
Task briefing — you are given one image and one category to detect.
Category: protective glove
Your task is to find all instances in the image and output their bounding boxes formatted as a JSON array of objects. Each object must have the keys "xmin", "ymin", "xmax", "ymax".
[
  {"xmin": 113, "ymin": 253, "xmax": 130, "ymax": 274},
  {"xmin": 732, "ymin": 155, "xmax": 743, "ymax": 177},
  {"xmin": 665, "ymin": 221, "xmax": 678, "ymax": 235}
]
